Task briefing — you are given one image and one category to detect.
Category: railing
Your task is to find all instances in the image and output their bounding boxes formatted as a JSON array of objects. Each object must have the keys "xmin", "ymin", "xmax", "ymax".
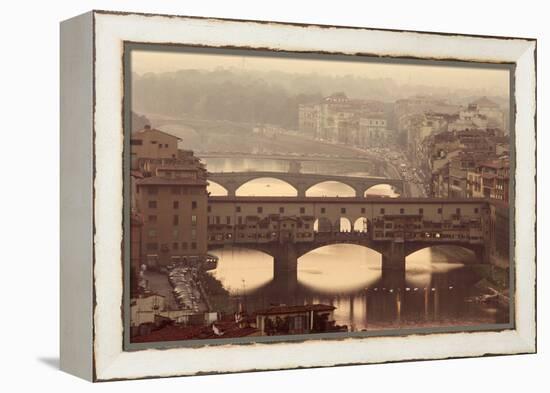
[{"xmin": 207, "ymin": 228, "xmax": 483, "ymax": 245}]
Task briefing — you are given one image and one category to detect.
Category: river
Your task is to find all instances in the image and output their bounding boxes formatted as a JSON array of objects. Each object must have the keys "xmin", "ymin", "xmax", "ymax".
[
  {"xmin": 202, "ymin": 157, "xmax": 509, "ymax": 331},
  {"xmin": 208, "ymin": 246, "xmax": 508, "ymax": 331}
]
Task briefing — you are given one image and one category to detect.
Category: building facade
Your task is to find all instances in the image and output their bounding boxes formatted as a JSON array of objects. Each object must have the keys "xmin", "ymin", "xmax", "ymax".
[
  {"xmin": 297, "ymin": 92, "xmax": 389, "ymax": 146},
  {"xmin": 135, "ymin": 176, "xmax": 209, "ymax": 267},
  {"xmin": 131, "ymin": 127, "xmax": 209, "ymax": 268},
  {"xmin": 130, "ymin": 125, "xmax": 182, "ymax": 167}
]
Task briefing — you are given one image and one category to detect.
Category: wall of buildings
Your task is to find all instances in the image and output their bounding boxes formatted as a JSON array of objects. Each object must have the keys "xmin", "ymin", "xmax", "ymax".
[
  {"xmin": 136, "ymin": 178, "xmax": 208, "ymax": 267},
  {"xmin": 131, "ymin": 127, "xmax": 210, "ymax": 268},
  {"xmin": 298, "ymin": 93, "xmax": 392, "ymax": 147}
]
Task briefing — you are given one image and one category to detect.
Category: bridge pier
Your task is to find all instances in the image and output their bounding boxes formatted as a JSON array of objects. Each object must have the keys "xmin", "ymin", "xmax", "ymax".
[
  {"xmin": 226, "ymin": 188, "xmax": 237, "ymax": 197},
  {"xmin": 272, "ymin": 242, "xmax": 299, "ymax": 280},
  {"xmin": 381, "ymin": 241, "xmax": 406, "ymax": 271}
]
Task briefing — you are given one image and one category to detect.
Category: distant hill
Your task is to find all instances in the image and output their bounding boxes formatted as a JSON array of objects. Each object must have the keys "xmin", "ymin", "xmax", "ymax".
[{"xmin": 131, "ymin": 68, "xmax": 508, "ymax": 129}]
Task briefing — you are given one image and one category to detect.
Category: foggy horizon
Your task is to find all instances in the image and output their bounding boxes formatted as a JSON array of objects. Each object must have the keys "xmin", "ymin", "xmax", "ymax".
[{"xmin": 130, "ymin": 49, "xmax": 510, "ymax": 97}]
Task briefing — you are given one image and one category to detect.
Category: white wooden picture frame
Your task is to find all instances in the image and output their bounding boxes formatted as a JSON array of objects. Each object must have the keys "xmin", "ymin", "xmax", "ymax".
[{"xmin": 60, "ymin": 10, "xmax": 536, "ymax": 381}]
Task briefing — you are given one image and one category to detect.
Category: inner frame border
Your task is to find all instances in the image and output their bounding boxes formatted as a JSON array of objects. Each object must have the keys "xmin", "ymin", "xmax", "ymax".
[{"xmin": 121, "ymin": 42, "xmax": 517, "ymax": 351}]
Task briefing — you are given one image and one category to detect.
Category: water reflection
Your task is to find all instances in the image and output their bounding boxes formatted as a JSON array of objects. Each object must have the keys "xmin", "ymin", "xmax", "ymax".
[
  {"xmin": 204, "ymin": 157, "xmax": 506, "ymax": 332},
  {"xmin": 236, "ymin": 178, "xmax": 298, "ymax": 197},
  {"xmin": 365, "ymin": 184, "xmax": 400, "ymax": 198},
  {"xmin": 306, "ymin": 181, "xmax": 356, "ymax": 197},
  {"xmin": 208, "ymin": 245, "xmax": 509, "ymax": 331},
  {"xmin": 208, "ymin": 247, "xmax": 273, "ymax": 293},
  {"xmin": 299, "ymin": 245, "xmax": 381, "ymax": 292}
]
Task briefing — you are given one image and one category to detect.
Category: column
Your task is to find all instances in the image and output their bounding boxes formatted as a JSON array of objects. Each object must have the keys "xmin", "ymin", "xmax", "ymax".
[
  {"xmin": 381, "ymin": 241, "xmax": 406, "ymax": 270},
  {"xmin": 273, "ymin": 242, "xmax": 298, "ymax": 280}
]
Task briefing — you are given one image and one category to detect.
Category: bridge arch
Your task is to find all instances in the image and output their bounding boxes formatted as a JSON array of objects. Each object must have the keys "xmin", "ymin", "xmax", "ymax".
[
  {"xmin": 405, "ymin": 243, "xmax": 482, "ymax": 264},
  {"xmin": 207, "ymin": 180, "xmax": 229, "ymax": 196},
  {"xmin": 298, "ymin": 243, "xmax": 383, "ymax": 261},
  {"xmin": 313, "ymin": 217, "xmax": 333, "ymax": 233},
  {"xmin": 298, "ymin": 244, "xmax": 383, "ymax": 292},
  {"xmin": 305, "ymin": 181, "xmax": 357, "ymax": 197},
  {"xmin": 364, "ymin": 183, "xmax": 401, "ymax": 198},
  {"xmin": 206, "ymin": 246, "xmax": 275, "ymax": 292},
  {"xmin": 336, "ymin": 217, "xmax": 352, "ymax": 232},
  {"xmin": 353, "ymin": 217, "xmax": 368, "ymax": 232},
  {"xmin": 235, "ymin": 177, "xmax": 298, "ymax": 197}
]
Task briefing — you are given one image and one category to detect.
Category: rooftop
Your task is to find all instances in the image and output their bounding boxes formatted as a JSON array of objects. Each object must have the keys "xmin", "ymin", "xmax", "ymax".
[
  {"xmin": 133, "ymin": 125, "xmax": 183, "ymax": 141},
  {"xmin": 136, "ymin": 176, "xmax": 207, "ymax": 186},
  {"xmin": 131, "ymin": 323, "xmax": 259, "ymax": 343}
]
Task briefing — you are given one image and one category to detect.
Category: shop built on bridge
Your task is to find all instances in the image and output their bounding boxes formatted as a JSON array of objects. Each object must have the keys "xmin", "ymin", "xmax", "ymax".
[{"xmin": 206, "ymin": 197, "xmax": 509, "ymax": 278}]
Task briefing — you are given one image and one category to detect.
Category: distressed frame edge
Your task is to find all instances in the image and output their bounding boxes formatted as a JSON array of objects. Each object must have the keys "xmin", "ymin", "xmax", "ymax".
[
  {"xmin": 90, "ymin": 11, "xmax": 537, "ymax": 381},
  {"xmin": 59, "ymin": 11, "xmax": 95, "ymax": 381}
]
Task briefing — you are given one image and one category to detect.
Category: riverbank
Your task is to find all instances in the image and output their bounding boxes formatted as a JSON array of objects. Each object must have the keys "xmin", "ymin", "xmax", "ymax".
[{"xmin": 430, "ymin": 246, "xmax": 509, "ymax": 300}]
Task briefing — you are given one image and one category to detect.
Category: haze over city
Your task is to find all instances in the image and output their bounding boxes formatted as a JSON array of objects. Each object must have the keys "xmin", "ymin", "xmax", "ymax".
[
  {"xmin": 131, "ymin": 48, "xmax": 510, "ymax": 96},
  {"xmin": 128, "ymin": 47, "xmax": 512, "ymax": 344}
]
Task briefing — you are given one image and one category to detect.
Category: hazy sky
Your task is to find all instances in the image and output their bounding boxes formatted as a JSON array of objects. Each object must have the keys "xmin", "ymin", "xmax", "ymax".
[{"xmin": 130, "ymin": 49, "xmax": 510, "ymax": 95}]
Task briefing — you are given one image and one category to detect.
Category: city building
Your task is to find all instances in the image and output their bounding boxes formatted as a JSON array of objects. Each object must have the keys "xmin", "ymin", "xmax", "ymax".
[
  {"xmin": 359, "ymin": 115, "xmax": 389, "ymax": 148},
  {"xmin": 131, "ymin": 125, "xmax": 182, "ymax": 165},
  {"xmin": 130, "ymin": 212, "xmax": 144, "ymax": 274},
  {"xmin": 254, "ymin": 304, "xmax": 343, "ymax": 336},
  {"xmin": 130, "ymin": 125, "xmax": 210, "ymax": 268},
  {"xmin": 135, "ymin": 175, "xmax": 209, "ymax": 267},
  {"xmin": 423, "ymin": 126, "xmax": 509, "ymax": 199},
  {"xmin": 466, "ymin": 158, "xmax": 510, "ymax": 203},
  {"xmin": 395, "ymin": 96, "xmax": 461, "ymax": 147},
  {"xmin": 298, "ymin": 104, "xmax": 319, "ymax": 137},
  {"xmin": 130, "ymin": 292, "xmax": 196, "ymax": 337},
  {"xmin": 470, "ymin": 96, "xmax": 507, "ymax": 131},
  {"xmin": 137, "ymin": 150, "xmax": 207, "ymax": 179},
  {"xmin": 297, "ymin": 92, "xmax": 388, "ymax": 145},
  {"xmin": 207, "ymin": 212, "xmax": 316, "ymax": 247}
]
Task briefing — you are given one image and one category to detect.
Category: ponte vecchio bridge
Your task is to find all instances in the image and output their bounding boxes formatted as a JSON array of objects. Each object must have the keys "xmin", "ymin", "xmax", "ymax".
[
  {"xmin": 208, "ymin": 171, "xmax": 404, "ymax": 197},
  {"xmin": 206, "ymin": 196, "xmax": 492, "ymax": 279}
]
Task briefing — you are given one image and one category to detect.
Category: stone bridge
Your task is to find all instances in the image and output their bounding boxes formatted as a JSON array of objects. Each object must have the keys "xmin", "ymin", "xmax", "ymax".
[
  {"xmin": 207, "ymin": 171, "xmax": 404, "ymax": 197},
  {"xmin": 206, "ymin": 196, "xmax": 492, "ymax": 279},
  {"xmin": 208, "ymin": 232, "xmax": 488, "ymax": 279}
]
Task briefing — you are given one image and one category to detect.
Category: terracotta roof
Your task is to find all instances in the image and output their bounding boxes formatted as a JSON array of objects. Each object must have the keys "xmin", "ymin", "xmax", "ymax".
[
  {"xmin": 134, "ymin": 126, "xmax": 182, "ymax": 141},
  {"xmin": 131, "ymin": 323, "xmax": 258, "ymax": 343},
  {"xmin": 254, "ymin": 304, "xmax": 335, "ymax": 316},
  {"xmin": 158, "ymin": 166, "xmax": 200, "ymax": 171}
]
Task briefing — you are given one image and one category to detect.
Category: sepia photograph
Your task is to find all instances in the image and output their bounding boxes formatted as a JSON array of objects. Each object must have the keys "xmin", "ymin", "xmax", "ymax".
[{"xmin": 125, "ymin": 46, "xmax": 513, "ymax": 345}]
